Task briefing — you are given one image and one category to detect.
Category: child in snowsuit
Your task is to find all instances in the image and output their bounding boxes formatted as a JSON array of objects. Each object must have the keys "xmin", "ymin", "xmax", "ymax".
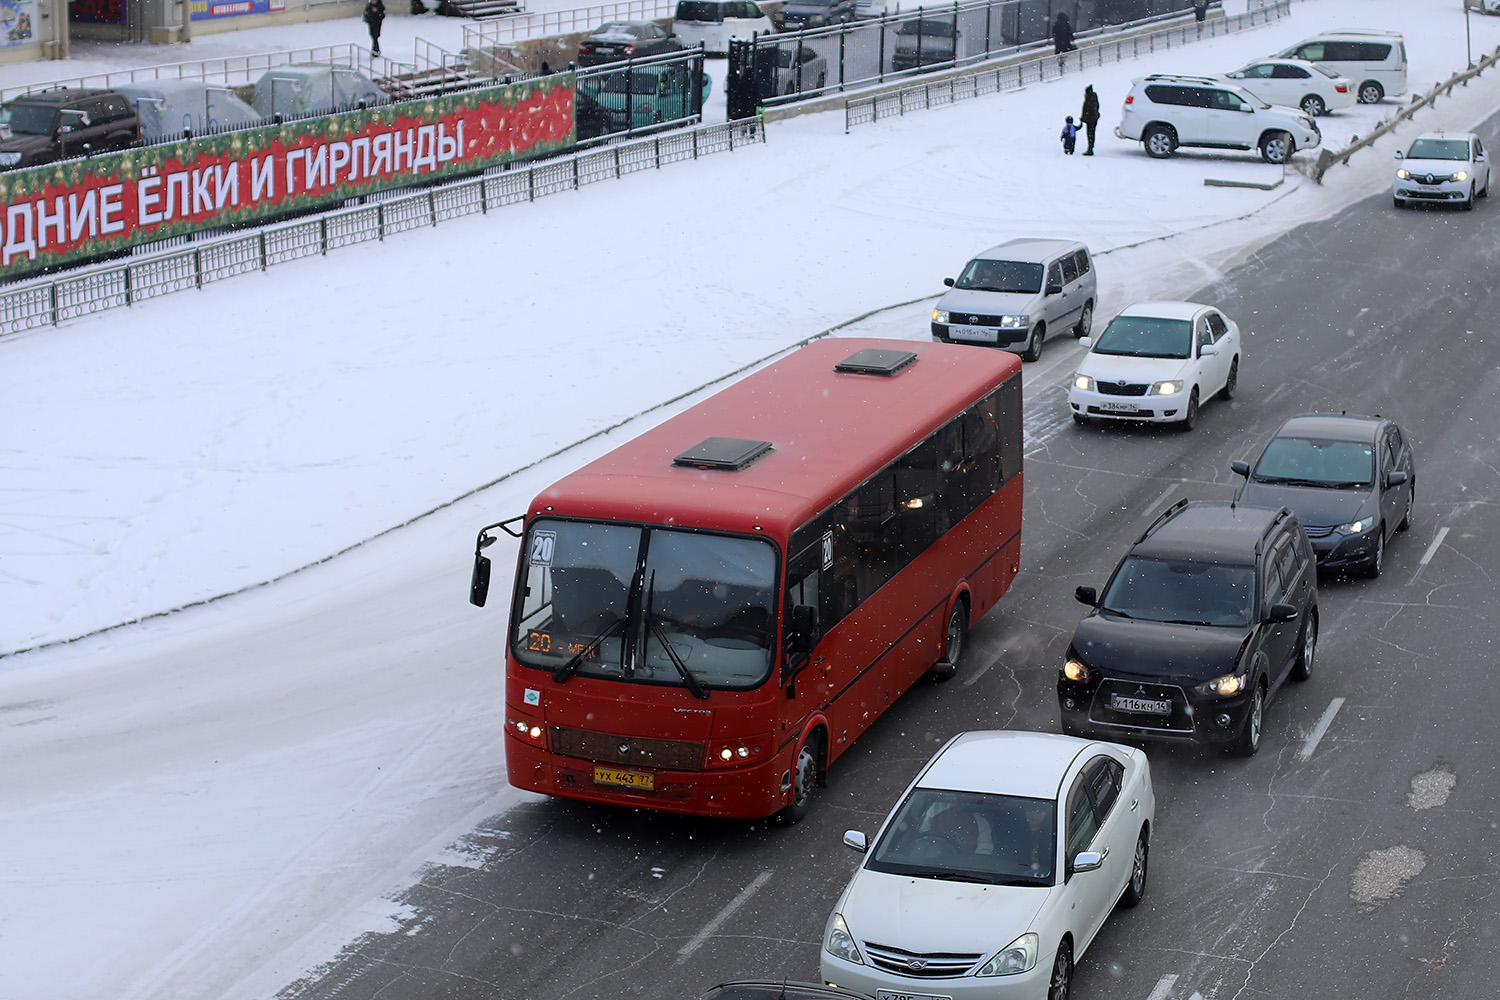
[{"xmin": 1060, "ymin": 116, "xmax": 1078, "ymax": 155}]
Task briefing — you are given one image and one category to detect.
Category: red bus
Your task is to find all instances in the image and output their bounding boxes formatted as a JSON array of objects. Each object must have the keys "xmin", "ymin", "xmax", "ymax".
[{"xmin": 469, "ymin": 339, "xmax": 1023, "ymax": 820}]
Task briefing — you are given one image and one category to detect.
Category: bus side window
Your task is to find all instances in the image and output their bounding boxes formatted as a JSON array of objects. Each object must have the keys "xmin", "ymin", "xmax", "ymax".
[
  {"xmin": 897, "ymin": 437, "xmax": 939, "ymax": 561},
  {"xmin": 936, "ymin": 420, "xmax": 967, "ymax": 530},
  {"xmin": 963, "ymin": 397, "xmax": 1000, "ymax": 505},
  {"xmin": 992, "ymin": 379, "xmax": 1022, "ymax": 486}
]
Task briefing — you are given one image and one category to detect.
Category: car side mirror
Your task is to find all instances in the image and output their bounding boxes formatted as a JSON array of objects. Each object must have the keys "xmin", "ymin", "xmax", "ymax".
[
  {"xmin": 1078, "ymin": 336, "xmax": 1092, "ymax": 348},
  {"xmin": 1267, "ymin": 602, "xmax": 1299, "ymax": 623},
  {"xmin": 1047, "ymin": 282, "xmax": 1063, "ymax": 295},
  {"xmin": 943, "ymin": 277, "xmax": 955, "ymax": 287},
  {"xmin": 1385, "ymin": 470, "xmax": 1408, "ymax": 488},
  {"xmin": 1199, "ymin": 342, "xmax": 1219, "ymax": 356},
  {"xmin": 1070, "ymin": 850, "xmax": 1103, "ymax": 874},
  {"xmin": 1230, "ymin": 460, "xmax": 1250, "ymax": 477},
  {"xmin": 843, "ymin": 830, "xmax": 867, "ymax": 853},
  {"xmin": 1394, "ymin": 150, "xmax": 1404, "ymax": 160},
  {"xmin": 1228, "ymin": 71, "xmax": 1244, "ymax": 78},
  {"xmin": 1075, "ymin": 585, "xmax": 1098, "ymax": 607},
  {"xmin": 1238, "ymin": 103, "xmax": 1253, "ymax": 113},
  {"xmin": 790, "ymin": 603, "xmax": 819, "ymax": 653}
]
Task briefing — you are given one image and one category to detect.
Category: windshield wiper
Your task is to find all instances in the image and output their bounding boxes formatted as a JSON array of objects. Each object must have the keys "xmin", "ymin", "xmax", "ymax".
[
  {"xmin": 1099, "ymin": 605, "xmax": 1136, "ymax": 619},
  {"xmin": 643, "ymin": 571, "xmax": 708, "ymax": 700},
  {"xmin": 552, "ymin": 616, "xmax": 626, "ymax": 684},
  {"xmin": 648, "ymin": 619, "xmax": 708, "ymax": 699},
  {"xmin": 1254, "ymin": 476, "xmax": 1331, "ymax": 488}
]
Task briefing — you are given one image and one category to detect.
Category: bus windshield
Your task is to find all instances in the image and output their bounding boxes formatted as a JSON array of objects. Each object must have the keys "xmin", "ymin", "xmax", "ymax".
[{"xmin": 512, "ymin": 518, "xmax": 778, "ymax": 690}]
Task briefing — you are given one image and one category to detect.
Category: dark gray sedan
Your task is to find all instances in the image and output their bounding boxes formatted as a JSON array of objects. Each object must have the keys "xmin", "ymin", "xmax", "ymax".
[{"xmin": 1232, "ymin": 412, "xmax": 1415, "ymax": 577}]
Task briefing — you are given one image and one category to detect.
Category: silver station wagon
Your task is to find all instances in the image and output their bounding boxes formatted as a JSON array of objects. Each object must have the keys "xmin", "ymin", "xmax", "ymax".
[{"xmin": 931, "ymin": 238, "xmax": 1097, "ymax": 362}]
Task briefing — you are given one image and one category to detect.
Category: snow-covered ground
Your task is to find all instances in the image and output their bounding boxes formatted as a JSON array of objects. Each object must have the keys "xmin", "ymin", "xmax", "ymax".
[{"xmin": 3, "ymin": 2, "xmax": 1500, "ymax": 999}]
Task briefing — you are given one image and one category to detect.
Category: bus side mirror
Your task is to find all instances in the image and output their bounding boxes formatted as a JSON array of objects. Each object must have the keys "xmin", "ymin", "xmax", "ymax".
[
  {"xmin": 470, "ymin": 554, "xmax": 492, "ymax": 607},
  {"xmin": 470, "ymin": 531, "xmax": 498, "ymax": 607},
  {"xmin": 790, "ymin": 604, "xmax": 819, "ymax": 652}
]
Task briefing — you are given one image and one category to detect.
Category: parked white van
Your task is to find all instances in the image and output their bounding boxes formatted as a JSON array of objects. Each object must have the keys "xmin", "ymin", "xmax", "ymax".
[
  {"xmin": 673, "ymin": 0, "xmax": 773, "ymax": 55},
  {"xmin": 1274, "ymin": 30, "xmax": 1407, "ymax": 104}
]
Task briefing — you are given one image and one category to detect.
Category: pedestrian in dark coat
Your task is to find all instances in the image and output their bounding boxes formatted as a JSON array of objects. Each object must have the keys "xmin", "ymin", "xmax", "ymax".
[
  {"xmin": 1080, "ymin": 84, "xmax": 1100, "ymax": 155},
  {"xmin": 363, "ymin": 0, "xmax": 386, "ymax": 56},
  {"xmin": 1193, "ymin": 0, "xmax": 1207, "ymax": 22},
  {"xmin": 1052, "ymin": 12, "xmax": 1075, "ymax": 55}
]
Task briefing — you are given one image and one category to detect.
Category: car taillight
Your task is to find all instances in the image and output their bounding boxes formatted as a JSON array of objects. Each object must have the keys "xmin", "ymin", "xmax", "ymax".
[
  {"xmin": 1335, "ymin": 84, "xmax": 1348, "ymax": 92},
  {"xmin": 1124, "ymin": 94, "xmax": 1134, "ymax": 104}
]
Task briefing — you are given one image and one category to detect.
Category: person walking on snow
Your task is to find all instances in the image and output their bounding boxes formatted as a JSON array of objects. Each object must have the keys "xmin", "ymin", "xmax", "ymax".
[
  {"xmin": 363, "ymin": 0, "xmax": 386, "ymax": 56},
  {"xmin": 1080, "ymin": 84, "xmax": 1100, "ymax": 155},
  {"xmin": 1060, "ymin": 116, "xmax": 1078, "ymax": 154}
]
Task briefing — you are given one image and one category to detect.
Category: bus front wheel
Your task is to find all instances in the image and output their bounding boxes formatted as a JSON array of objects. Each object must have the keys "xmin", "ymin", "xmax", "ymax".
[{"xmin": 780, "ymin": 734, "xmax": 823, "ymax": 824}]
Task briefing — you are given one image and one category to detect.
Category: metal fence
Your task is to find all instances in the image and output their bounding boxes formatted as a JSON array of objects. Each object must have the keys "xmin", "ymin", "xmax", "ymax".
[
  {"xmin": 0, "ymin": 117, "xmax": 763, "ymax": 338},
  {"xmin": 0, "ymin": 44, "xmax": 409, "ymax": 103},
  {"xmin": 844, "ymin": 0, "xmax": 1290, "ymax": 128},
  {"xmin": 463, "ymin": 0, "xmax": 677, "ymax": 49},
  {"xmin": 727, "ymin": 0, "xmax": 1211, "ymax": 113}
]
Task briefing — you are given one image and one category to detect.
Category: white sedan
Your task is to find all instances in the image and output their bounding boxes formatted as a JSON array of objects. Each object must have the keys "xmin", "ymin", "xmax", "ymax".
[
  {"xmin": 820, "ymin": 730, "xmax": 1155, "ymax": 1000},
  {"xmin": 1067, "ymin": 301, "xmax": 1241, "ymax": 430},
  {"xmin": 1222, "ymin": 57, "xmax": 1355, "ymax": 116},
  {"xmin": 1394, "ymin": 131, "xmax": 1491, "ymax": 210}
]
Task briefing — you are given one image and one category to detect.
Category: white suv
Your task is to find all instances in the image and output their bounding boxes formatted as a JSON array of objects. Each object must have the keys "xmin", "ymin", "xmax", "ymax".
[{"xmin": 1116, "ymin": 74, "xmax": 1320, "ymax": 164}]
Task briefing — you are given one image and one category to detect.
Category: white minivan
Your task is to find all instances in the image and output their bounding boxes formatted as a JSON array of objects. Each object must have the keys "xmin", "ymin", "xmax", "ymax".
[
  {"xmin": 1275, "ymin": 30, "xmax": 1407, "ymax": 104},
  {"xmin": 672, "ymin": 0, "xmax": 773, "ymax": 56}
]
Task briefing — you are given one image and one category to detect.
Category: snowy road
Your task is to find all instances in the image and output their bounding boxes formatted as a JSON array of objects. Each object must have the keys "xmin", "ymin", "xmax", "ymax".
[{"xmin": 6, "ymin": 2, "xmax": 1500, "ymax": 998}]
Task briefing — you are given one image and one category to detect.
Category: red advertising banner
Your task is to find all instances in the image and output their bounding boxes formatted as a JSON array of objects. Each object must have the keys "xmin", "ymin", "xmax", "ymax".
[{"xmin": 0, "ymin": 75, "xmax": 577, "ymax": 280}]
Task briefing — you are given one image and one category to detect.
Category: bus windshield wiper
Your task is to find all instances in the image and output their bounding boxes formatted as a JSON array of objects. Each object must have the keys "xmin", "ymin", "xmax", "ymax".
[
  {"xmin": 643, "ymin": 570, "xmax": 708, "ymax": 699},
  {"xmin": 552, "ymin": 616, "xmax": 625, "ymax": 684},
  {"xmin": 648, "ymin": 619, "xmax": 708, "ymax": 700}
]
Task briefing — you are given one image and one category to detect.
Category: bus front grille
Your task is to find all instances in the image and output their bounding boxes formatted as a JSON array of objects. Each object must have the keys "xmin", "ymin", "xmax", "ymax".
[{"xmin": 550, "ymin": 726, "xmax": 705, "ymax": 771}]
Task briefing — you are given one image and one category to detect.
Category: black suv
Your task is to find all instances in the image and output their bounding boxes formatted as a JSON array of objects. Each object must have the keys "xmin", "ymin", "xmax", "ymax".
[
  {"xmin": 1058, "ymin": 499, "xmax": 1318, "ymax": 756},
  {"xmin": 0, "ymin": 88, "xmax": 139, "ymax": 171}
]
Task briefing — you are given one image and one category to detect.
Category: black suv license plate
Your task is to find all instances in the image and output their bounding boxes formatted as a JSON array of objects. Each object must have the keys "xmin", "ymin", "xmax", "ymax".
[{"xmin": 1111, "ymin": 695, "xmax": 1170, "ymax": 714}]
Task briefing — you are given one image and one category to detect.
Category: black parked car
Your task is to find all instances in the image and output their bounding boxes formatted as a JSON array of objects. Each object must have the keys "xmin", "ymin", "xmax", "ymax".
[
  {"xmin": 774, "ymin": 0, "xmax": 857, "ymax": 31},
  {"xmin": 1232, "ymin": 413, "xmax": 1415, "ymax": 578},
  {"xmin": 891, "ymin": 18, "xmax": 960, "ymax": 72},
  {"xmin": 1058, "ymin": 499, "xmax": 1318, "ymax": 757},
  {"xmin": 577, "ymin": 21, "xmax": 687, "ymax": 67},
  {"xmin": 0, "ymin": 88, "xmax": 140, "ymax": 170}
]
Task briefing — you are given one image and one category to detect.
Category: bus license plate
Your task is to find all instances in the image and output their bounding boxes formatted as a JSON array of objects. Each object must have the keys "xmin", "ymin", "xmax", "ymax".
[
  {"xmin": 1111, "ymin": 695, "xmax": 1171, "ymax": 715},
  {"xmin": 594, "ymin": 766, "xmax": 655, "ymax": 790},
  {"xmin": 1101, "ymin": 401, "xmax": 1139, "ymax": 413},
  {"xmin": 949, "ymin": 325, "xmax": 999, "ymax": 343},
  {"xmin": 878, "ymin": 991, "xmax": 953, "ymax": 1000}
]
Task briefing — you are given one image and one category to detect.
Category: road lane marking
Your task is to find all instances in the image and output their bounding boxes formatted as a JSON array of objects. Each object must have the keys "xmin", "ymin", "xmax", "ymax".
[
  {"xmin": 1299, "ymin": 697, "xmax": 1346, "ymax": 761},
  {"xmin": 1419, "ymin": 526, "xmax": 1448, "ymax": 566},
  {"xmin": 1146, "ymin": 974, "xmax": 1178, "ymax": 1000},
  {"xmin": 676, "ymin": 869, "xmax": 774, "ymax": 961},
  {"xmin": 1141, "ymin": 485, "xmax": 1183, "ymax": 522}
]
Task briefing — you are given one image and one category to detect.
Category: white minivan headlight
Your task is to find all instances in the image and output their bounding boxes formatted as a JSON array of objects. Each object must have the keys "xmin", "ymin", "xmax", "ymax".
[
  {"xmin": 997, "ymin": 315, "xmax": 1027, "ymax": 329},
  {"xmin": 822, "ymin": 912, "xmax": 864, "ymax": 965},
  {"xmin": 932, "ymin": 308, "xmax": 949, "ymax": 324},
  {"xmin": 1073, "ymin": 374, "xmax": 1095, "ymax": 392},
  {"xmin": 977, "ymin": 932, "xmax": 1039, "ymax": 976}
]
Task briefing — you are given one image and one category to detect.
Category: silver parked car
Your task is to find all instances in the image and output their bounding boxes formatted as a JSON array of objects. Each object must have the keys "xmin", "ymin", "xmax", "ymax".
[{"xmin": 931, "ymin": 238, "xmax": 1096, "ymax": 362}]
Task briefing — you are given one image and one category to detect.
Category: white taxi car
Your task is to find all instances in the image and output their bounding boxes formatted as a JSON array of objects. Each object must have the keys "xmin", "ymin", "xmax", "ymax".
[
  {"xmin": 1393, "ymin": 131, "xmax": 1490, "ymax": 210},
  {"xmin": 1067, "ymin": 301, "xmax": 1241, "ymax": 431},
  {"xmin": 820, "ymin": 730, "xmax": 1155, "ymax": 1000}
]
